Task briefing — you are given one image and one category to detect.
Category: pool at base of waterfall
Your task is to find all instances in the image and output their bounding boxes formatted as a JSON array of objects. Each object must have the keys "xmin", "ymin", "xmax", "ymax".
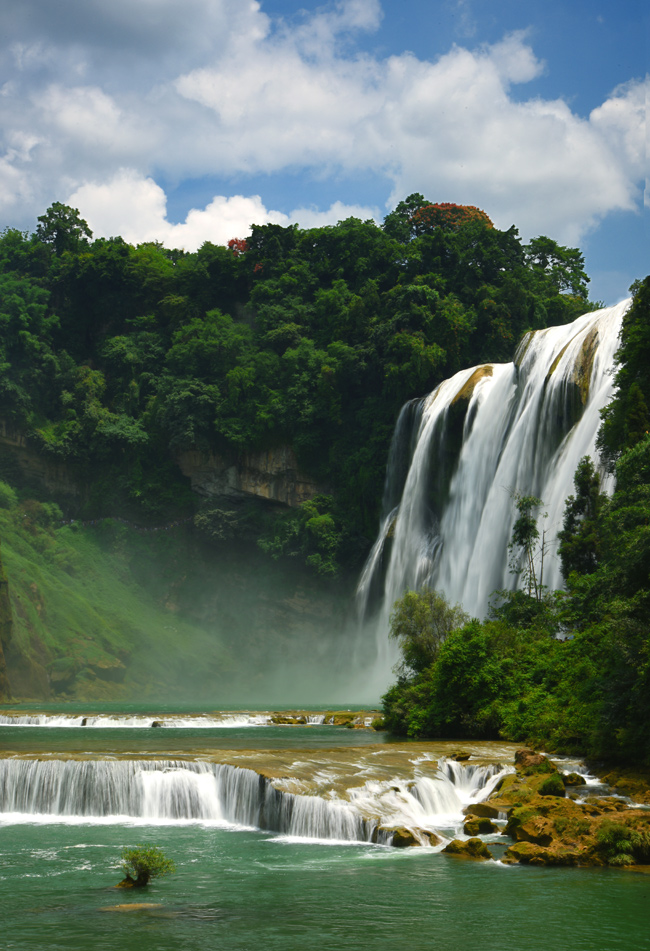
[{"xmin": 0, "ymin": 708, "xmax": 647, "ymax": 950}]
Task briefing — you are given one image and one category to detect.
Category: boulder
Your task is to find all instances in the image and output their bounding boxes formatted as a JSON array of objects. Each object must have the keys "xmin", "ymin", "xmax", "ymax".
[
  {"xmin": 563, "ymin": 772, "xmax": 587, "ymax": 786},
  {"xmin": 463, "ymin": 815, "xmax": 498, "ymax": 836},
  {"xmin": 463, "ymin": 801, "xmax": 507, "ymax": 820},
  {"xmin": 538, "ymin": 774, "xmax": 566, "ymax": 797},
  {"xmin": 502, "ymin": 842, "xmax": 586, "ymax": 867},
  {"xmin": 385, "ymin": 826, "xmax": 442, "ymax": 848},
  {"xmin": 442, "ymin": 838, "xmax": 493, "ymax": 860},
  {"xmin": 514, "ymin": 816, "xmax": 556, "ymax": 847},
  {"xmin": 515, "ymin": 749, "xmax": 556, "ymax": 774},
  {"xmin": 450, "ymin": 750, "xmax": 471, "ymax": 762}
]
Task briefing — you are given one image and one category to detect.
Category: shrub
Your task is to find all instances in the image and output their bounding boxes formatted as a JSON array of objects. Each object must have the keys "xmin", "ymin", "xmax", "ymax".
[{"xmin": 118, "ymin": 844, "xmax": 176, "ymax": 888}]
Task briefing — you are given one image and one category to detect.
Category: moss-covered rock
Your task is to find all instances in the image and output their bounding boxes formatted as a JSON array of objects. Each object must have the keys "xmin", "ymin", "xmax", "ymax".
[
  {"xmin": 442, "ymin": 838, "xmax": 493, "ymax": 860},
  {"xmin": 538, "ymin": 774, "xmax": 566, "ymax": 797},
  {"xmin": 463, "ymin": 801, "xmax": 508, "ymax": 819},
  {"xmin": 502, "ymin": 841, "xmax": 587, "ymax": 867},
  {"xmin": 514, "ymin": 749, "xmax": 557, "ymax": 776},
  {"xmin": 381, "ymin": 826, "xmax": 442, "ymax": 848},
  {"xmin": 598, "ymin": 768, "xmax": 650, "ymax": 804},
  {"xmin": 563, "ymin": 772, "xmax": 587, "ymax": 786},
  {"xmin": 463, "ymin": 815, "xmax": 498, "ymax": 836}
]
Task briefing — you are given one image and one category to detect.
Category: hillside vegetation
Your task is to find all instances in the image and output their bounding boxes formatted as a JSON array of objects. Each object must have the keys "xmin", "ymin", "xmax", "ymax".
[{"xmin": 0, "ymin": 196, "xmax": 623, "ymax": 706}]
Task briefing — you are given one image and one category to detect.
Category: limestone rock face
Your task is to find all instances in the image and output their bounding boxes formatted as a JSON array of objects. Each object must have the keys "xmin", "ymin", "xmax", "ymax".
[
  {"xmin": 0, "ymin": 421, "xmax": 81, "ymax": 500},
  {"xmin": 177, "ymin": 446, "xmax": 325, "ymax": 508},
  {"xmin": 451, "ymin": 365, "xmax": 494, "ymax": 407}
]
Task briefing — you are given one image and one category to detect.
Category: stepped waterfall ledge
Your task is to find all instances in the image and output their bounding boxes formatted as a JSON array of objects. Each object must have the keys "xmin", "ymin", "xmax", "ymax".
[
  {"xmin": 0, "ymin": 753, "xmax": 507, "ymax": 846},
  {"xmin": 358, "ymin": 301, "xmax": 630, "ymax": 671}
]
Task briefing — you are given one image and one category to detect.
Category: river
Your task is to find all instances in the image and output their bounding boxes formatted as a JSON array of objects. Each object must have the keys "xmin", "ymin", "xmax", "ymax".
[{"xmin": 0, "ymin": 704, "xmax": 647, "ymax": 951}]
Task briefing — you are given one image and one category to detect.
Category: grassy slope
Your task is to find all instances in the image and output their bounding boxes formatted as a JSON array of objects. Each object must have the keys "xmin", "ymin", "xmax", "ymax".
[{"xmin": 0, "ymin": 502, "xmax": 235, "ymax": 701}]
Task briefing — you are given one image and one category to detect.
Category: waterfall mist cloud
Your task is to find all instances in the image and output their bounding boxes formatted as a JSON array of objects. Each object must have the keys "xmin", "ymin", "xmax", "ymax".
[{"xmin": 0, "ymin": 0, "xmax": 645, "ymax": 258}]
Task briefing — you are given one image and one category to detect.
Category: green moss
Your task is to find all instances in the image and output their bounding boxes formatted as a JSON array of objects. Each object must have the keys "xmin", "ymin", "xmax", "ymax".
[{"xmin": 538, "ymin": 774, "xmax": 566, "ymax": 797}]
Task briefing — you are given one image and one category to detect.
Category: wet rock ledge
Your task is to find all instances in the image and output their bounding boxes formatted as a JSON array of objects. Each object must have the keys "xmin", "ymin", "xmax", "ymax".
[{"xmin": 476, "ymin": 749, "xmax": 650, "ymax": 868}]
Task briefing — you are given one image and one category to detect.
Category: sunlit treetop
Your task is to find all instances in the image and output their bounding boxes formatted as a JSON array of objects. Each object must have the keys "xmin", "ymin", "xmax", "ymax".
[
  {"xmin": 382, "ymin": 194, "xmax": 493, "ymax": 242},
  {"xmin": 410, "ymin": 203, "xmax": 494, "ymax": 236}
]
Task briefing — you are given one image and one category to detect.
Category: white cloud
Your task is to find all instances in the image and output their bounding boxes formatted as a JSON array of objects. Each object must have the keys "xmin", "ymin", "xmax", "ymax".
[
  {"xmin": 287, "ymin": 201, "xmax": 380, "ymax": 229},
  {"xmin": 589, "ymin": 79, "xmax": 647, "ymax": 176},
  {"xmin": 68, "ymin": 169, "xmax": 378, "ymax": 248},
  {"xmin": 0, "ymin": 1, "xmax": 646, "ymax": 247}
]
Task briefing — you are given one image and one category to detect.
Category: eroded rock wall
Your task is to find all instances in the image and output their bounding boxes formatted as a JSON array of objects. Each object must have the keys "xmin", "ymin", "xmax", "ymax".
[{"xmin": 177, "ymin": 445, "xmax": 326, "ymax": 507}]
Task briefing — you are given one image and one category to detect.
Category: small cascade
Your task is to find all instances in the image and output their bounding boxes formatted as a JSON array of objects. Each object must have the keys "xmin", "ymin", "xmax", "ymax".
[
  {"xmin": 0, "ymin": 713, "xmax": 271, "ymax": 728},
  {"xmin": 357, "ymin": 301, "xmax": 629, "ymax": 676},
  {"xmin": 0, "ymin": 757, "xmax": 507, "ymax": 845}
]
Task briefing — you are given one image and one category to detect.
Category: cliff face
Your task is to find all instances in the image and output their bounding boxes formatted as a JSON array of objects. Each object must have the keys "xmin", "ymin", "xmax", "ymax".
[
  {"xmin": 0, "ymin": 541, "xmax": 12, "ymax": 701},
  {"xmin": 1, "ymin": 420, "xmax": 326, "ymax": 511},
  {"xmin": 176, "ymin": 445, "xmax": 326, "ymax": 507},
  {"xmin": 0, "ymin": 421, "xmax": 81, "ymax": 500}
]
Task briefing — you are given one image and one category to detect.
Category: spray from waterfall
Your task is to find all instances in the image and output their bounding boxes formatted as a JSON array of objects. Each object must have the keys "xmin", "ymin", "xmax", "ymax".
[{"xmin": 356, "ymin": 301, "xmax": 629, "ymax": 694}]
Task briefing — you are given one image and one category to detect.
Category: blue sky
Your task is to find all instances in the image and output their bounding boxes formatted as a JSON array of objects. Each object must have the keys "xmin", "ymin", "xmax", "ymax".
[{"xmin": 0, "ymin": 0, "xmax": 646, "ymax": 303}]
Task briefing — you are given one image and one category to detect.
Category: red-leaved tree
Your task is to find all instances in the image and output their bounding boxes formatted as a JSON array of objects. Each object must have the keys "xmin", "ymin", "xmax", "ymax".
[
  {"xmin": 410, "ymin": 203, "xmax": 493, "ymax": 237},
  {"xmin": 227, "ymin": 238, "xmax": 248, "ymax": 257}
]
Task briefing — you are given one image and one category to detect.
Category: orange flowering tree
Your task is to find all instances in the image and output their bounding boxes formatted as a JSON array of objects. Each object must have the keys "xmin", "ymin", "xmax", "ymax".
[
  {"xmin": 410, "ymin": 203, "xmax": 494, "ymax": 236},
  {"xmin": 227, "ymin": 237, "xmax": 248, "ymax": 257}
]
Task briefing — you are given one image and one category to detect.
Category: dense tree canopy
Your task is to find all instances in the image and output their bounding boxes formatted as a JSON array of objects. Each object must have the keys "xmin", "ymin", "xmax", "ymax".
[{"xmin": 0, "ymin": 199, "xmax": 599, "ymax": 569}]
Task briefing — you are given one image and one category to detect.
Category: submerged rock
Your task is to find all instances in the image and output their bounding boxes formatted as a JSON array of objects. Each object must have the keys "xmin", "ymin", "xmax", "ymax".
[{"xmin": 101, "ymin": 903, "xmax": 161, "ymax": 912}]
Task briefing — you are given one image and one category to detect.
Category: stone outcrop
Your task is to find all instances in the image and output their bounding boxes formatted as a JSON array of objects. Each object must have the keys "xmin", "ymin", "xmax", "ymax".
[
  {"xmin": 451, "ymin": 366, "xmax": 494, "ymax": 407},
  {"xmin": 176, "ymin": 445, "xmax": 325, "ymax": 508},
  {"xmin": 0, "ymin": 421, "xmax": 81, "ymax": 500}
]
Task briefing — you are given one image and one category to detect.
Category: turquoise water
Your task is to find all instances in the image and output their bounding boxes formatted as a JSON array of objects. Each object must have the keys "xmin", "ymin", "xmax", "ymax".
[
  {"xmin": 0, "ymin": 723, "xmax": 389, "ymax": 755},
  {"xmin": 1, "ymin": 707, "xmax": 648, "ymax": 950},
  {"xmin": 2, "ymin": 823, "xmax": 648, "ymax": 951}
]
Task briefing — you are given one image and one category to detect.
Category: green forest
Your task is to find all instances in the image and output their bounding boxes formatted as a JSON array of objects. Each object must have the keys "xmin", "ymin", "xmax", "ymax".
[
  {"xmin": 0, "ymin": 198, "xmax": 593, "ymax": 550},
  {"xmin": 0, "ymin": 196, "xmax": 648, "ymax": 765}
]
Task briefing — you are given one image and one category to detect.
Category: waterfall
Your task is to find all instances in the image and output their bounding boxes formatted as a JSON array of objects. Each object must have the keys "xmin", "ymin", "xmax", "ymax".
[
  {"xmin": 0, "ymin": 713, "xmax": 271, "ymax": 728},
  {"xmin": 357, "ymin": 301, "xmax": 629, "ymax": 675},
  {"xmin": 0, "ymin": 756, "xmax": 506, "ymax": 845}
]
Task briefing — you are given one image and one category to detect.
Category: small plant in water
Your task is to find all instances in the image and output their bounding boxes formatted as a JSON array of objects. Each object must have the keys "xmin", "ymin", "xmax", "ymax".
[{"xmin": 117, "ymin": 844, "xmax": 176, "ymax": 888}]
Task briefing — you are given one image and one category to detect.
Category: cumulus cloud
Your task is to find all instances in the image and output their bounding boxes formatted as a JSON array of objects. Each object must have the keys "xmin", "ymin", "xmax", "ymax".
[
  {"xmin": 0, "ymin": 0, "xmax": 646, "ymax": 247},
  {"xmin": 68, "ymin": 169, "xmax": 379, "ymax": 249}
]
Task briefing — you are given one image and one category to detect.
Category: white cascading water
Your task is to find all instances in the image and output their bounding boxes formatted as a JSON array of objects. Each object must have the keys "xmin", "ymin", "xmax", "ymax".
[
  {"xmin": 0, "ymin": 757, "xmax": 507, "ymax": 845},
  {"xmin": 0, "ymin": 713, "xmax": 272, "ymax": 728},
  {"xmin": 357, "ymin": 301, "xmax": 629, "ymax": 681}
]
